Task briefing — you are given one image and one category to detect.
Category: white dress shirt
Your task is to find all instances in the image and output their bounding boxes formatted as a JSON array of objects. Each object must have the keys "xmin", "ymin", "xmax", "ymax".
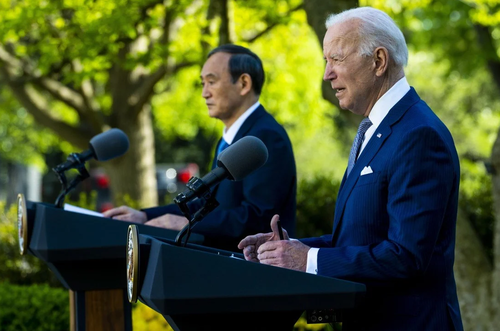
[
  {"xmin": 306, "ymin": 77, "xmax": 411, "ymax": 275},
  {"xmin": 222, "ymin": 101, "xmax": 261, "ymax": 144}
]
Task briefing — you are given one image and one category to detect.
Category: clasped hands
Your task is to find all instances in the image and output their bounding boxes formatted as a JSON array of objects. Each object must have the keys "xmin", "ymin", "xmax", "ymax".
[
  {"xmin": 102, "ymin": 206, "xmax": 189, "ymax": 231},
  {"xmin": 238, "ymin": 214, "xmax": 310, "ymax": 272}
]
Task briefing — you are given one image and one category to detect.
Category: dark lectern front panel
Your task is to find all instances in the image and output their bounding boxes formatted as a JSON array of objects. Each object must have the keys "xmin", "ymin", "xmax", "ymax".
[
  {"xmin": 139, "ymin": 235, "xmax": 365, "ymax": 315},
  {"xmin": 28, "ymin": 203, "xmax": 203, "ymax": 291}
]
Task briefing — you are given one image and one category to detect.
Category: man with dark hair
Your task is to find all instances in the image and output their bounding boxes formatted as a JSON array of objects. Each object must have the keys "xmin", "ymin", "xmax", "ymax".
[
  {"xmin": 104, "ymin": 44, "xmax": 297, "ymax": 252},
  {"xmin": 210, "ymin": 44, "xmax": 265, "ymax": 95}
]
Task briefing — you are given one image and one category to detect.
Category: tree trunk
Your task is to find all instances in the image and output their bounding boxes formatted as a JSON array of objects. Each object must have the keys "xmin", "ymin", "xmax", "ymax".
[
  {"xmin": 454, "ymin": 207, "xmax": 494, "ymax": 330},
  {"xmin": 490, "ymin": 125, "xmax": 500, "ymax": 329},
  {"xmin": 103, "ymin": 104, "xmax": 158, "ymax": 208},
  {"xmin": 6, "ymin": 162, "xmax": 25, "ymax": 206},
  {"xmin": 475, "ymin": 23, "xmax": 500, "ymax": 331},
  {"xmin": 302, "ymin": 0, "xmax": 363, "ymax": 135}
]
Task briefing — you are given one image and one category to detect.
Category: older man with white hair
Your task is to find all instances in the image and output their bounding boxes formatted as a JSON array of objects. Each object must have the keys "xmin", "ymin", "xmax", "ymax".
[{"xmin": 239, "ymin": 6, "xmax": 463, "ymax": 331}]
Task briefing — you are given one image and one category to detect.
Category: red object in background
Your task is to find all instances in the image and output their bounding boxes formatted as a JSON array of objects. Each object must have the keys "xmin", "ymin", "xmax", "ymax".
[
  {"xmin": 99, "ymin": 202, "xmax": 114, "ymax": 213},
  {"xmin": 178, "ymin": 170, "xmax": 191, "ymax": 184},
  {"xmin": 178, "ymin": 163, "xmax": 199, "ymax": 184},
  {"xmin": 96, "ymin": 174, "xmax": 109, "ymax": 189}
]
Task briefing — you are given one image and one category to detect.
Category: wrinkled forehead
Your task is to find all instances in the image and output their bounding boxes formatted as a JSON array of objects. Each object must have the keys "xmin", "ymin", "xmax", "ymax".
[{"xmin": 323, "ymin": 19, "xmax": 362, "ymax": 55}]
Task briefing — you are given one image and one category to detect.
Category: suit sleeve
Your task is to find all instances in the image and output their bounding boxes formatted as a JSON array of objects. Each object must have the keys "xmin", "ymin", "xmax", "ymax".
[
  {"xmin": 142, "ymin": 204, "xmax": 183, "ymax": 220},
  {"xmin": 190, "ymin": 127, "xmax": 296, "ymax": 241},
  {"xmin": 316, "ymin": 126, "xmax": 458, "ymax": 281},
  {"xmin": 300, "ymin": 235, "xmax": 333, "ymax": 248}
]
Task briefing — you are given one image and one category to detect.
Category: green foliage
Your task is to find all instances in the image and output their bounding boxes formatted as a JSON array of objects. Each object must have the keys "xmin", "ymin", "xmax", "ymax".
[
  {"xmin": 0, "ymin": 2, "xmax": 499, "ymax": 329},
  {"xmin": 459, "ymin": 160, "xmax": 495, "ymax": 262},
  {"xmin": 294, "ymin": 312, "xmax": 338, "ymax": 331},
  {"xmin": 0, "ymin": 202, "xmax": 60, "ymax": 286},
  {"xmin": 364, "ymin": 0, "xmax": 500, "ymax": 261},
  {"xmin": 66, "ymin": 191, "xmax": 98, "ymax": 210},
  {"xmin": 0, "ymin": 0, "xmax": 174, "ymax": 80},
  {"xmin": 133, "ymin": 302, "xmax": 173, "ymax": 331},
  {"xmin": 152, "ymin": 66, "xmax": 214, "ymax": 142},
  {"xmin": 253, "ymin": 10, "xmax": 346, "ymax": 181},
  {"xmin": 365, "ymin": 0, "xmax": 485, "ymax": 78},
  {"xmin": 296, "ymin": 175, "xmax": 340, "ymax": 238},
  {"xmin": 0, "ymin": 282, "xmax": 69, "ymax": 331},
  {"xmin": 0, "ymin": 284, "xmax": 336, "ymax": 331},
  {"xmin": 152, "ymin": 6, "xmax": 347, "ymax": 180},
  {"xmin": 0, "ymin": 90, "xmax": 59, "ymax": 171},
  {"xmin": 464, "ymin": 0, "xmax": 500, "ymax": 26}
]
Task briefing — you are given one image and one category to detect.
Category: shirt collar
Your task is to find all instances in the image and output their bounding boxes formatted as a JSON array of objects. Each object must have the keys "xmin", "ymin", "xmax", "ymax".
[
  {"xmin": 368, "ymin": 77, "xmax": 410, "ymax": 128},
  {"xmin": 222, "ymin": 101, "xmax": 260, "ymax": 144}
]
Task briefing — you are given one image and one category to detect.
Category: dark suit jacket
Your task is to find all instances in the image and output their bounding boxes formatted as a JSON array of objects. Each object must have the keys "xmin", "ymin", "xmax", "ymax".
[
  {"xmin": 144, "ymin": 105, "xmax": 297, "ymax": 251},
  {"xmin": 301, "ymin": 88, "xmax": 463, "ymax": 331}
]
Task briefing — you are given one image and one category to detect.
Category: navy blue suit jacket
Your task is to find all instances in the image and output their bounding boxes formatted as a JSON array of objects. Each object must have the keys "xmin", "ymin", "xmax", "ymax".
[
  {"xmin": 144, "ymin": 105, "xmax": 297, "ymax": 252},
  {"xmin": 301, "ymin": 88, "xmax": 463, "ymax": 331}
]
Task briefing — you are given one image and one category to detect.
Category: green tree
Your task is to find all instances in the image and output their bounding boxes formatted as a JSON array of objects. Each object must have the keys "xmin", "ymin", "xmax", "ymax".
[
  {"xmin": 0, "ymin": 0, "xmax": 312, "ymax": 208},
  {"xmin": 0, "ymin": 90, "xmax": 61, "ymax": 206},
  {"xmin": 3, "ymin": 1, "xmax": 500, "ymax": 329}
]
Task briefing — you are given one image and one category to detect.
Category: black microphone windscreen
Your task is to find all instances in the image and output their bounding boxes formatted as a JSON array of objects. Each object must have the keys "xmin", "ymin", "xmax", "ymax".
[
  {"xmin": 217, "ymin": 136, "xmax": 268, "ymax": 181},
  {"xmin": 89, "ymin": 128, "xmax": 130, "ymax": 161}
]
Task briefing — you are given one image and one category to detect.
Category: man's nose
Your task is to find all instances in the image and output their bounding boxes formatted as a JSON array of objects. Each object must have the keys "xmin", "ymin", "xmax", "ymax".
[
  {"xmin": 202, "ymin": 86, "xmax": 210, "ymax": 99},
  {"xmin": 323, "ymin": 65, "xmax": 337, "ymax": 81}
]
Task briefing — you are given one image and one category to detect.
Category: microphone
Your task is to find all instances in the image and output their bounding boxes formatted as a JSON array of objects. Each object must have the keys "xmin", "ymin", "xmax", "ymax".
[
  {"xmin": 175, "ymin": 136, "xmax": 268, "ymax": 203},
  {"xmin": 54, "ymin": 128, "xmax": 130, "ymax": 172}
]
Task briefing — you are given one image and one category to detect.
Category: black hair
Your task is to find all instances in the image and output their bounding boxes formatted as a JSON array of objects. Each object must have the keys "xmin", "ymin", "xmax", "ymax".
[{"xmin": 207, "ymin": 44, "xmax": 265, "ymax": 95}]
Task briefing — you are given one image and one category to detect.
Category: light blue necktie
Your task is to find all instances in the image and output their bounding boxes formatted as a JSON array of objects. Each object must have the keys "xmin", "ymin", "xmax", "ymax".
[{"xmin": 347, "ymin": 118, "xmax": 372, "ymax": 177}]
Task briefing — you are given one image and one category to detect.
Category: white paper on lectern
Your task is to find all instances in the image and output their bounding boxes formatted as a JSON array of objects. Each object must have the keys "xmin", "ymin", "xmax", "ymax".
[{"xmin": 64, "ymin": 204, "xmax": 104, "ymax": 218}]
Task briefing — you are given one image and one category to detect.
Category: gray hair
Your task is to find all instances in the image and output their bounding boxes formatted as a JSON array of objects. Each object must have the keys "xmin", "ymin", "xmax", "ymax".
[{"xmin": 325, "ymin": 7, "xmax": 408, "ymax": 68}]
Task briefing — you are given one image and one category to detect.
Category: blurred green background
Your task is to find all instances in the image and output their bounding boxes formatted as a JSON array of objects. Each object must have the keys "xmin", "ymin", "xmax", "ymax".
[{"xmin": 1, "ymin": 0, "xmax": 500, "ymax": 330}]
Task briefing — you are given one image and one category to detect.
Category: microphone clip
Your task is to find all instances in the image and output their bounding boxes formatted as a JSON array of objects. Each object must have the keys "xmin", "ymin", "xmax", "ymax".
[
  {"xmin": 174, "ymin": 193, "xmax": 219, "ymax": 247},
  {"xmin": 173, "ymin": 175, "xmax": 220, "ymax": 247},
  {"xmin": 53, "ymin": 152, "xmax": 91, "ymax": 209},
  {"xmin": 173, "ymin": 175, "xmax": 214, "ymax": 209},
  {"xmin": 186, "ymin": 176, "xmax": 213, "ymax": 199}
]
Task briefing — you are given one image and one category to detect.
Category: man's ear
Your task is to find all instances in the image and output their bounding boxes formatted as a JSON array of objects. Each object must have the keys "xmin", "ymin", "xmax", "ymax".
[
  {"xmin": 239, "ymin": 73, "xmax": 253, "ymax": 96},
  {"xmin": 373, "ymin": 47, "xmax": 389, "ymax": 77}
]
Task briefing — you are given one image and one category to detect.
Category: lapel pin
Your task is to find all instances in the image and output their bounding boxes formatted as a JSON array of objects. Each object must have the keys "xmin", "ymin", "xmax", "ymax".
[{"xmin": 377, "ymin": 133, "xmax": 382, "ymax": 138}]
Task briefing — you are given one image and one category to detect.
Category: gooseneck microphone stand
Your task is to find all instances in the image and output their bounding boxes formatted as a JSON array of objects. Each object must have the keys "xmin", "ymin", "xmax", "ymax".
[
  {"xmin": 174, "ymin": 176, "xmax": 219, "ymax": 247},
  {"xmin": 53, "ymin": 153, "xmax": 91, "ymax": 208}
]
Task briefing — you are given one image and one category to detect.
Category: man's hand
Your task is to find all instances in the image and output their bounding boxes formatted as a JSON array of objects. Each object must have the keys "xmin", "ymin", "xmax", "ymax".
[
  {"xmin": 102, "ymin": 206, "xmax": 147, "ymax": 224},
  {"xmin": 238, "ymin": 215, "xmax": 289, "ymax": 262},
  {"xmin": 257, "ymin": 240, "xmax": 310, "ymax": 272},
  {"xmin": 145, "ymin": 214, "xmax": 189, "ymax": 231}
]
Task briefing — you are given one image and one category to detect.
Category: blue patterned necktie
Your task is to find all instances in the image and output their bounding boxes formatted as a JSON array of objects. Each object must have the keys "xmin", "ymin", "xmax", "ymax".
[
  {"xmin": 216, "ymin": 138, "xmax": 229, "ymax": 157},
  {"xmin": 347, "ymin": 118, "xmax": 372, "ymax": 177}
]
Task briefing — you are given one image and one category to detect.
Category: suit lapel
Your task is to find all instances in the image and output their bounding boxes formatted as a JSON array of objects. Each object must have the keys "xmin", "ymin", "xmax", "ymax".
[
  {"xmin": 233, "ymin": 105, "xmax": 266, "ymax": 141},
  {"xmin": 212, "ymin": 105, "xmax": 266, "ymax": 169},
  {"xmin": 331, "ymin": 88, "xmax": 421, "ymax": 240}
]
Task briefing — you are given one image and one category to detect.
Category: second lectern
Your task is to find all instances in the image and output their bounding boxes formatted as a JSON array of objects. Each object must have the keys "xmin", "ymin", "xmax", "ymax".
[{"xmin": 127, "ymin": 226, "xmax": 366, "ymax": 331}]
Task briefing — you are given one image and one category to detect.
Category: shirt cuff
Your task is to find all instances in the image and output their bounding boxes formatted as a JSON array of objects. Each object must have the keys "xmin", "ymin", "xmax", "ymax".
[{"xmin": 306, "ymin": 247, "xmax": 319, "ymax": 275}]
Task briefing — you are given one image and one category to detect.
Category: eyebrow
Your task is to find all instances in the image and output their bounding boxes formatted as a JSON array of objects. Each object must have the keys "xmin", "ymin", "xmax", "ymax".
[
  {"xmin": 324, "ymin": 53, "xmax": 342, "ymax": 60},
  {"xmin": 201, "ymin": 73, "xmax": 218, "ymax": 80}
]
